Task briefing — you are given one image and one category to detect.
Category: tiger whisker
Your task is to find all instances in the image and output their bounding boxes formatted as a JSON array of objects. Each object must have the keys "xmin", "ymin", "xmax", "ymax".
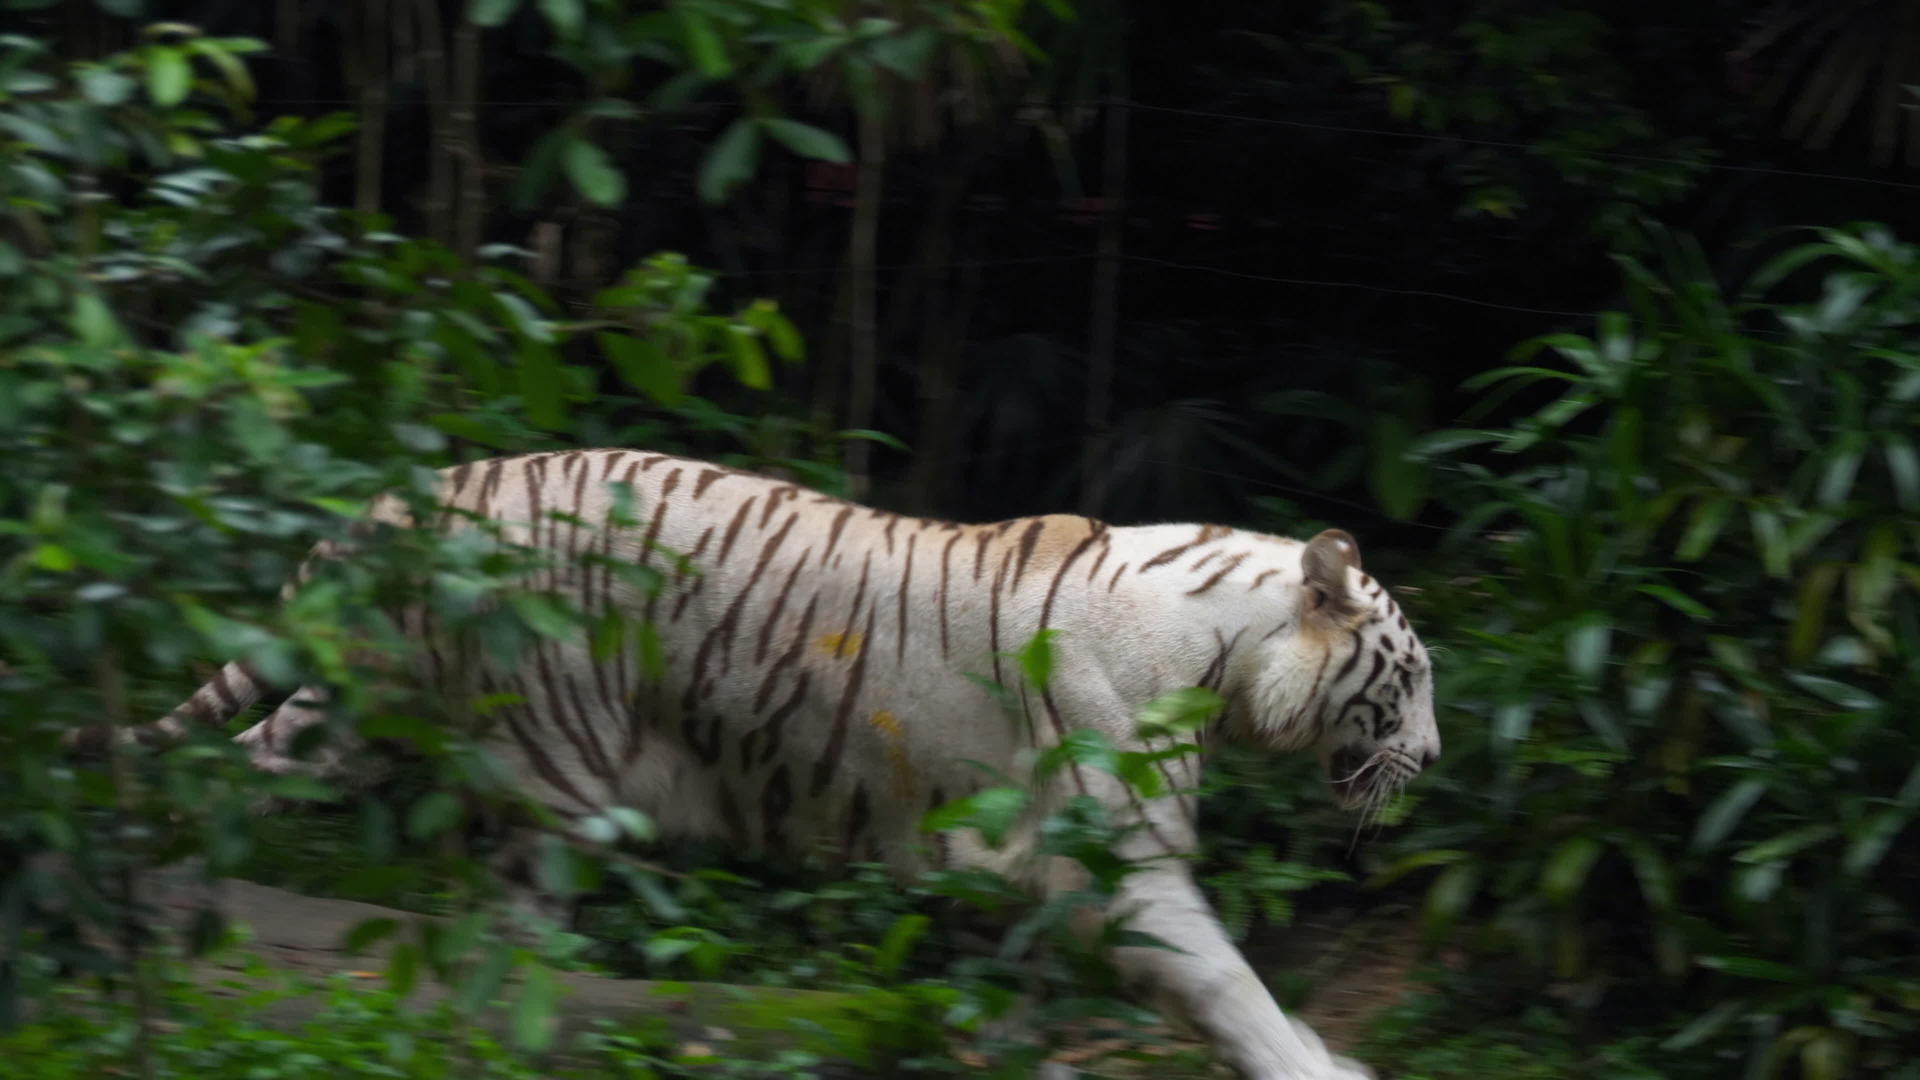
[{"xmin": 1333, "ymin": 749, "xmax": 1391, "ymax": 784}]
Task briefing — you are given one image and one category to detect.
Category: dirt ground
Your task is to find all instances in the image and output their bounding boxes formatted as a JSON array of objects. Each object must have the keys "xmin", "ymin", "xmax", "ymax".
[{"xmin": 117, "ymin": 864, "xmax": 1423, "ymax": 1077}]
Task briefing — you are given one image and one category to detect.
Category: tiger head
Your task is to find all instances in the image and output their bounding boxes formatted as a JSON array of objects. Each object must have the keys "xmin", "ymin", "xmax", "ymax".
[{"xmin": 1242, "ymin": 529, "xmax": 1439, "ymax": 813}]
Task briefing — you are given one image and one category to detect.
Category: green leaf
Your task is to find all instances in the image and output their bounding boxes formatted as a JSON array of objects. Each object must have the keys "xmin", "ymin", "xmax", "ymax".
[
  {"xmin": 1539, "ymin": 835, "xmax": 1603, "ymax": 905},
  {"xmin": 78, "ymin": 67, "xmax": 135, "ymax": 106},
  {"xmin": 494, "ymin": 290, "xmax": 552, "ymax": 343},
  {"xmin": 724, "ymin": 325, "xmax": 771, "ymax": 389},
  {"xmin": 606, "ymin": 806, "xmax": 655, "ymax": 842},
  {"xmin": 1789, "ymin": 563, "xmax": 1840, "ymax": 664},
  {"xmin": 516, "ymin": 342, "xmax": 566, "ymax": 430},
  {"xmin": 596, "ymin": 333, "xmax": 680, "ymax": 406},
  {"xmin": 343, "ymin": 917, "xmax": 400, "ymax": 955},
  {"xmin": 874, "ymin": 913, "xmax": 930, "ymax": 979},
  {"xmin": 32, "ymin": 544, "xmax": 75, "ymax": 572},
  {"xmin": 536, "ymin": 0, "xmax": 581, "ymax": 36},
  {"xmin": 1133, "ymin": 687, "xmax": 1225, "ymax": 740},
  {"xmin": 510, "ymin": 129, "xmax": 567, "ymax": 210},
  {"xmin": 1817, "ymin": 436, "xmax": 1865, "ymax": 506},
  {"xmin": 510, "ymin": 964, "xmax": 559, "ymax": 1052},
  {"xmin": 782, "ymin": 34, "xmax": 844, "ymax": 70},
  {"xmin": 1690, "ymin": 777, "xmax": 1766, "ymax": 853},
  {"xmin": 145, "ymin": 45, "xmax": 191, "ymax": 106},
  {"xmin": 1882, "ymin": 434, "xmax": 1919, "ymax": 509},
  {"xmin": 921, "ymin": 786, "xmax": 1027, "ymax": 847},
  {"xmin": 678, "ymin": 8, "xmax": 731, "ymax": 76},
  {"xmin": 696, "ymin": 118, "xmax": 760, "ymax": 204},
  {"xmin": 70, "ymin": 290, "xmax": 121, "ymax": 347},
  {"xmin": 507, "ymin": 590, "xmax": 576, "ymax": 639},
  {"xmin": 1364, "ymin": 848, "xmax": 1468, "ymax": 889},
  {"xmin": 386, "ymin": 941, "xmax": 421, "ymax": 997},
  {"xmin": 1733, "ymin": 824, "xmax": 1836, "ymax": 865},
  {"xmin": 185, "ymin": 38, "xmax": 255, "ymax": 100},
  {"xmin": 563, "ymin": 137, "xmax": 625, "ymax": 206},
  {"xmin": 1015, "ymin": 629, "xmax": 1056, "ymax": 691},
  {"xmin": 744, "ymin": 299, "xmax": 804, "ymax": 362},
  {"xmin": 1036, "ymin": 729, "xmax": 1118, "ymax": 780},
  {"xmin": 1492, "ymin": 701, "xmax": 1533, "ymax": 744},
  {"xmin": 453, "ymin": 942, "xmax": 517, "ymax": 1013},
  {"xmin": 1748, "ymin": 505, "xmax": 1789, "ymax": 578},
  {"xmin": 406, "ymin": 791, "xmax": 463, "ymax": 841},
  {"xmin": 1611, "ymin": 833, "xmax": 1675, "ymax": 911},
  {"xmin": 1696, "ymin": 955, "xmax": 1807, "ymax": 983},
  {"xmin": 1800, "ymin": 1029, "xmax": 1847, "ymax": 1080},
  {"xmin": 1843, "ymin": 762, "xmax": 1920, "ymax": 875},
  {"xmin": 390, "ymin": 421, "xmax": 447, "ymax": 453},
  {"xmin": 1635, "ymin": 584, "xmax": 1713, "ymax": 621},
  {"xmin": 836, "ymin": 428, "xmax": 909, "ymax": 451},
  {"xmin": 1460, "ymin": 364, "xmax": 1581, "ymax": 392},
  {"xmin": 636, "ymin": 618, "xmax": 665, "ymax": 682},
  {"xmin": 1675, "ymin": 495, "xmax": 1732, "ymax": 561},
  {"xmin": 1421, "ymin": 861, "xmax": 1480, "ymax": 940},
  {"xmin": 758, "ymin": 117, "xmax": 851, "ymax": 163},
  {"xmin": 1844, "ymin": 806, "xmax": 1916, "ymax": 877},
  {"xmin": 1563, "ymin": 614, "xmax": 1611, "ymax": 681},
  {"xmin": 1368, "ymin": 414, "xmax": 1427, "ymax": 522},
  {"xmin": 868, "ymin": 25, "xmax": 938, "ymax": 78},
  {"xmin": 1663, "ymin": 1000, "xmax": 1749, "ymax": 1051},
  {"xmin": 1787, "ymin": 673, "xmax": 1880, "ymax": 711},
  {"xmin": 468, "ymin": 0, "xmax": 521, "ymax": 26}
]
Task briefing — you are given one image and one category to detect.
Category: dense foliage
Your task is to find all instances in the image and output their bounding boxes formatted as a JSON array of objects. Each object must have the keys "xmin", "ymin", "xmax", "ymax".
[
  {"xmin": 1374, "ymin": 226, "xmax": 1920, "ymax": 1076},
  {"xmin": 4, "ymin": 1, "xmax": 1920, "ymax": 1078}
]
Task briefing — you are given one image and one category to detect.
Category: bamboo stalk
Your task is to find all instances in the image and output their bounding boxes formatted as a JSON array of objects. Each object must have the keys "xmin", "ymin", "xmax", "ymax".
[
  {"xmin": 450, "ymin": 15, "xmax": 484, "ymax": 259},
  {"xmin": 414, "ymin": 0, "xmax": 452, "ymax": 244},
  {"xmin": 1079, "ymin": 95, "xmax": 1127, "ymax": 517},
  {"xmin": 353, "ymin": 0, "xmax": 390, "ymax": 217},
  {"xmin": 843, "ymin": 105, "xmax": 886, "ymax": 502},
  {"xmin": 97, "ymin": 650, "xmax": 157, "ymax": 1080}
]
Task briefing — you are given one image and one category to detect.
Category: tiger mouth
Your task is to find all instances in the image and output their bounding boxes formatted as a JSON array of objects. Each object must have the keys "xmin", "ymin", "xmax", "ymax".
[{"xmin": 1326, "ymin": 745, "xmax": 1372, "ymax": 807}]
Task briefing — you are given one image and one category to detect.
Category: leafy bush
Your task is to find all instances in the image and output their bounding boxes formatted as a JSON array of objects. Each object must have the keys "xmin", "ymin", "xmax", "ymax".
[
  {"xmin": 0, "ymin": 27, "xmax": 812, "ymax": 1047},
  {"xmin": 1381, "ymin": 224, "xmax": 1920, "ymax": 1077}
]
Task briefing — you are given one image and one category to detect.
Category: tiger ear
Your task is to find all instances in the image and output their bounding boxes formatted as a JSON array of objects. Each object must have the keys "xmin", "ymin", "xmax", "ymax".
[{"xmin": 1301, "ymin": 529, "xmax": 1362, "ymax": 622}]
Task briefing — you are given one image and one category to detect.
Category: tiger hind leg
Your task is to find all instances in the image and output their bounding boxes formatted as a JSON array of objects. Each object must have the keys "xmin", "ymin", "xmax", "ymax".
[
  {"xmin": 484, "ymin": 825, "xmax": 581, "ymax": 947},
  {"xmin": 230, "ymin": 685, "xmax": 350, "ymax": 777}
]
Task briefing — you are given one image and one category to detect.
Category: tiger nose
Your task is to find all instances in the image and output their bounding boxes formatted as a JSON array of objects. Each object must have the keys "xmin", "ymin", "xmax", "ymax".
[{"xmin": 1420, "ymin": 746, "xmax": 1440, "ymax": 770}]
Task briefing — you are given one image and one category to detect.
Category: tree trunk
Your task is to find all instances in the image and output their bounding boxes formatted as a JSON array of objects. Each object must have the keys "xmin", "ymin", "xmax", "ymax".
[
  {"xmin": 900, "ymin": 140, "xmax": 986, "ymax": 514},
  {"xmin": 910, "ymin": 255, "xmax": 983, "ymax": 516},
  {"xmin": 1078, "ymin": 96, "xmax": 1128, "ymax": 517},
  {"xmin": 414, "ymin": 0, "xmax": 452, "ymax": 246},
  {"xmin": 842, "ymin": 106, "xmax": 886, "ymax": 503},
  {"xmin": 352, "ymin": 0, "xmax": 390, "ymax": 218},
  {"xmin": 275, "ymin": 0, "xmax": 312, "ymax": 102},
  {"xmin": 450, "ymin": 16, "xmax": 485, "ymax": 259}
]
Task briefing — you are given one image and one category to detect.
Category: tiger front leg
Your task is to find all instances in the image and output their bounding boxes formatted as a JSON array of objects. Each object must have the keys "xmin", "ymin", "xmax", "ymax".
[{"xmin": 1102, "ymin": 862, "xmax": 1373, "ymax": 1080}]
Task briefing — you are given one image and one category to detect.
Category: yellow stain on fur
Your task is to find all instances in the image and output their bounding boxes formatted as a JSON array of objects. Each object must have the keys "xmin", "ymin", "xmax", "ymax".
[
  {"xmin": 815, "ymin": 631, "xmax": 865, "ymax": 659},
  {"xmin": 867, "ymin": 710, "xmax": 914, "ymax": 795}
]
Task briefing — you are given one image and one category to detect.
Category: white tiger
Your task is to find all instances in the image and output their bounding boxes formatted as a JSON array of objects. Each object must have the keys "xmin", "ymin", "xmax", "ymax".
[{"xmin": 127, "ymin": 449, "xmax": 1441, "ymax": 1080}]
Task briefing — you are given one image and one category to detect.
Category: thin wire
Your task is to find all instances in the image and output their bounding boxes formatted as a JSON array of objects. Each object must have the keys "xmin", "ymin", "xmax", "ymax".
[
  {"xmin": 1110, "ymin": 99, "xmax": 1920, "ymax": 194},
  {"xmin": 1138, "ymin": 456, "xmax": 1458, "ymax": 533},
  {"xmin": 249, "ymin": 93, "xmax": 1920, "ymax": 194},
  {"xmin": 1119, "ymin": 255, "xmax": 1599, "ymax": 319},
  {"xmin": 702, "ymin": 250, "xmax": 1794, "ymax": 338},
  {"xmin": 717, "ymin": 251, "xmax": 1104, "ymax": 277}
]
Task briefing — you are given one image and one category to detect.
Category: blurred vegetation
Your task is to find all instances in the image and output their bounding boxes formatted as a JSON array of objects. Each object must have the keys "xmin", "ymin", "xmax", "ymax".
[{"xmin": 4, "ymin": 0, "xmax": 1920, "ymax": 1077}]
